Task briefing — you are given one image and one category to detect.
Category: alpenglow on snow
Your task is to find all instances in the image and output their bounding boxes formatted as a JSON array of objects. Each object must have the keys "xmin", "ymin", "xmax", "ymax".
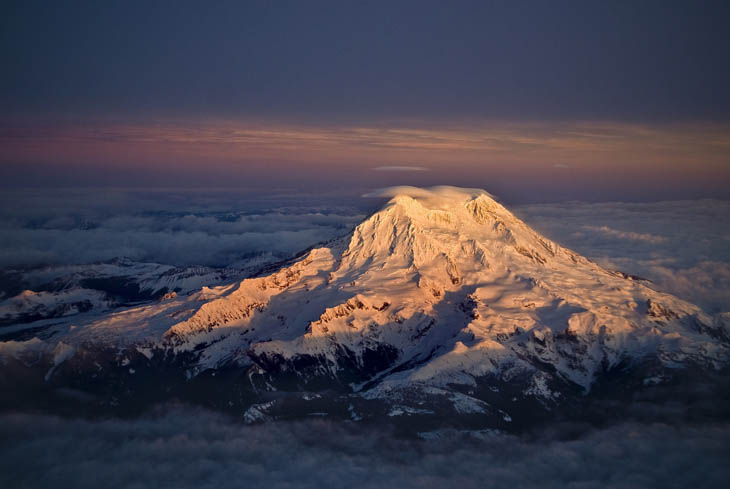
[{"xmin": 2, "ymin": 187, "xmax": 729, "ymax": 428}]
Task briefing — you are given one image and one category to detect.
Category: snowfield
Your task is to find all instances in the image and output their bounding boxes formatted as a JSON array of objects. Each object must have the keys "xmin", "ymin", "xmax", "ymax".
[{"xmin": 1, "ymin": 186, "xmax": 729, "ymax": 426}]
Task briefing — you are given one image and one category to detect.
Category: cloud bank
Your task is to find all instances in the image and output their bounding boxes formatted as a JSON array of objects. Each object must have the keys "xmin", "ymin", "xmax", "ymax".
[
  {"xmin": 0, "ymin": 407, "xmax": 728, "ymax": 489},
  {"xmin": 515, "ymin": 199, "xmax": 730, "ymax": 312},
  {"xmin": 0, "ymin": 189, "xmax": 364, "ymax": 268}
]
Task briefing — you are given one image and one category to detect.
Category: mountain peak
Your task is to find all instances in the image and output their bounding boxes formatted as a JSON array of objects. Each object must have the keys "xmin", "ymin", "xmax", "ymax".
[
  {"xmin": 11, "ymin": 186, "xmax": 726, "ymax": 430},
  {"xmin": 367, "ymin": 185, "xmax": 520, "ymax": 231},
  {"xmin": 366, "ymin": 185, "xmax": 499, "ymax": 212},
  {"xmin": 153, "ymin": 187, "xmax": 725, "ymax": 402},
  {"xmin": 346, "ymin": 186, "xmax": 559, "ymax": 277}
]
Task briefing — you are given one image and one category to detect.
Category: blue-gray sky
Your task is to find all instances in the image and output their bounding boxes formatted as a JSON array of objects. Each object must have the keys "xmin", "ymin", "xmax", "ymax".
[
  {"xmin": 2, "ymin": 0, "xmax": 729, "ymax": 121},
  {"xmin": 1, "ymin": 1, "xmax": 729, "ymax": 201}
]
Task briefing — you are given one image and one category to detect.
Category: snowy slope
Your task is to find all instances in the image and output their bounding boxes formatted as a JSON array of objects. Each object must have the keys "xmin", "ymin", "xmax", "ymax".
[
  {"xmin": 0, "ymin": 257, "xmax": 273, "ymax": 339},
  {"xmin": 159, "ymin": 187, "xmax": 728, "ymax": 396},
  {"xmin": 2, "ymin": 186, "xmax": 729, "ymax": 422}
]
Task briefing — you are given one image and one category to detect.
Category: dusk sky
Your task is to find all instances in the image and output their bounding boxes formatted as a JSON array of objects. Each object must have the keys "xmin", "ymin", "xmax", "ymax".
[{"xmin": 2, "ymin": 1, "xmax": 729, "ymax": 202}]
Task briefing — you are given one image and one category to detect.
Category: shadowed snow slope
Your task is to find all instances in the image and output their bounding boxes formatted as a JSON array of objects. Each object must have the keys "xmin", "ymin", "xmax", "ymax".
[{"xmin": 2, "ymin": 187, "xmax": 729, "ymax": 425}]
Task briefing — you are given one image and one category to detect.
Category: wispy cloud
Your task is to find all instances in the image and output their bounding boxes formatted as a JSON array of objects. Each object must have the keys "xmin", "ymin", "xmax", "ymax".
[
  {"xmin": 373, "ymin": 166, "xmax": 430, "ymax": 172},
  {"xmin": 583, "ymin": 225, "xmax": 667, "ymax": 244},
  {"xmin": 2, "ymin": 120, "xmax": 729, "ymax": 173}
]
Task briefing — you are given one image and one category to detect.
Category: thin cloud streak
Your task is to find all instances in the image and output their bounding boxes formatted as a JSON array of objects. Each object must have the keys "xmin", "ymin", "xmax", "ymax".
[
  {"xmin": 2, "ymin": 119, "xmax": 729, "ymax": 201},
  {"xmin": 2, "ymin": 120, "xmax": 729, "ymax": 170},
  {"xmin": 373, "ymin": 166, "xmax": 430, "ymax": 172}
]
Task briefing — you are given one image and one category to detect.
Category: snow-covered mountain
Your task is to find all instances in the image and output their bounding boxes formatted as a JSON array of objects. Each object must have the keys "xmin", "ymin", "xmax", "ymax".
[
  {"xmin": 0, "ymin": 256, "xmax": 279, "ymax": 335},
  {"xmin": 2, "ymin": 187, "xmax": 729, "ymax": 429}
]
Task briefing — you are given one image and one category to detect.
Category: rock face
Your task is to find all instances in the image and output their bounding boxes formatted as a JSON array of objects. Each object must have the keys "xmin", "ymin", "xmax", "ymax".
[{"xmin": 2, "ymin": 186, "xmax": 729, "ymax": 428}]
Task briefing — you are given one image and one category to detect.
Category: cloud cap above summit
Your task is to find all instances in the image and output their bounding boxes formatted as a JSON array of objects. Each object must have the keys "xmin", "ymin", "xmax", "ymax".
[{"xmin": 363, "ymin": 185, "xmax": 498, "ymax": 207}]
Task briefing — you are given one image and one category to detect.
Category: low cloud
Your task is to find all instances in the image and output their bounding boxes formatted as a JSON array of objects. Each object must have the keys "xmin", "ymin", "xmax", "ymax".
[
  {"xmin": 0, "ymin": 407, "xmax": 728, "ymax": 489},
  {"xmin": 0, "ymin": 189, "xmax": 364, "ymax": 268},
  {"xmin": 515, "ymin": 199, "xmax": 730, "ymax": 312}
]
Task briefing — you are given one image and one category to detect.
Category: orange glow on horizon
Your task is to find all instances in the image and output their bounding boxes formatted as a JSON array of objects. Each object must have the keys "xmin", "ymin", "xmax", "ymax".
[{"xmin": 1, "ymin": 120, "xmax": 729, "ymax": 186}]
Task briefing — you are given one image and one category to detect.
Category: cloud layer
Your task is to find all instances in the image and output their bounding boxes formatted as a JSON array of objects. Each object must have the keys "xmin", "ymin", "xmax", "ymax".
[
  {"xmin": 0, "ymin": 189, "xmax": 364, "ymax": 268},
  {"xmin": 515, "ymin": 199, "xmax": 730, "ymax": 312},
  {"xmin": 1, "ymin": 407, "xmax": 728, "ymax": 489}
]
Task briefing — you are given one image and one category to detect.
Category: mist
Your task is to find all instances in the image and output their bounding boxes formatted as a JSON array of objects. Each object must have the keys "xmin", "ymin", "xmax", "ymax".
[{"xmin": 1, "ymin": 405, "xmax": 728, "ymax": 489}]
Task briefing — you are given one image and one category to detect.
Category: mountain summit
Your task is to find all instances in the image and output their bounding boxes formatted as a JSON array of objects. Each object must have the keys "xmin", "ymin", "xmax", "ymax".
[
  {"xmin": 2, "ymin": 187, "xmax": 729, "ymax": 428},
  {"xmin": 157, "ymin": 186, "xmax": 728, "ymax": 422}
]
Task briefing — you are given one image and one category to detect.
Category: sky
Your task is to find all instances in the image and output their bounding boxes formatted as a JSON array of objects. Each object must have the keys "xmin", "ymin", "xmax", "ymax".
[{"xmin": 1, "ymin": 1, "xmax": 730, "ymax": 201}]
